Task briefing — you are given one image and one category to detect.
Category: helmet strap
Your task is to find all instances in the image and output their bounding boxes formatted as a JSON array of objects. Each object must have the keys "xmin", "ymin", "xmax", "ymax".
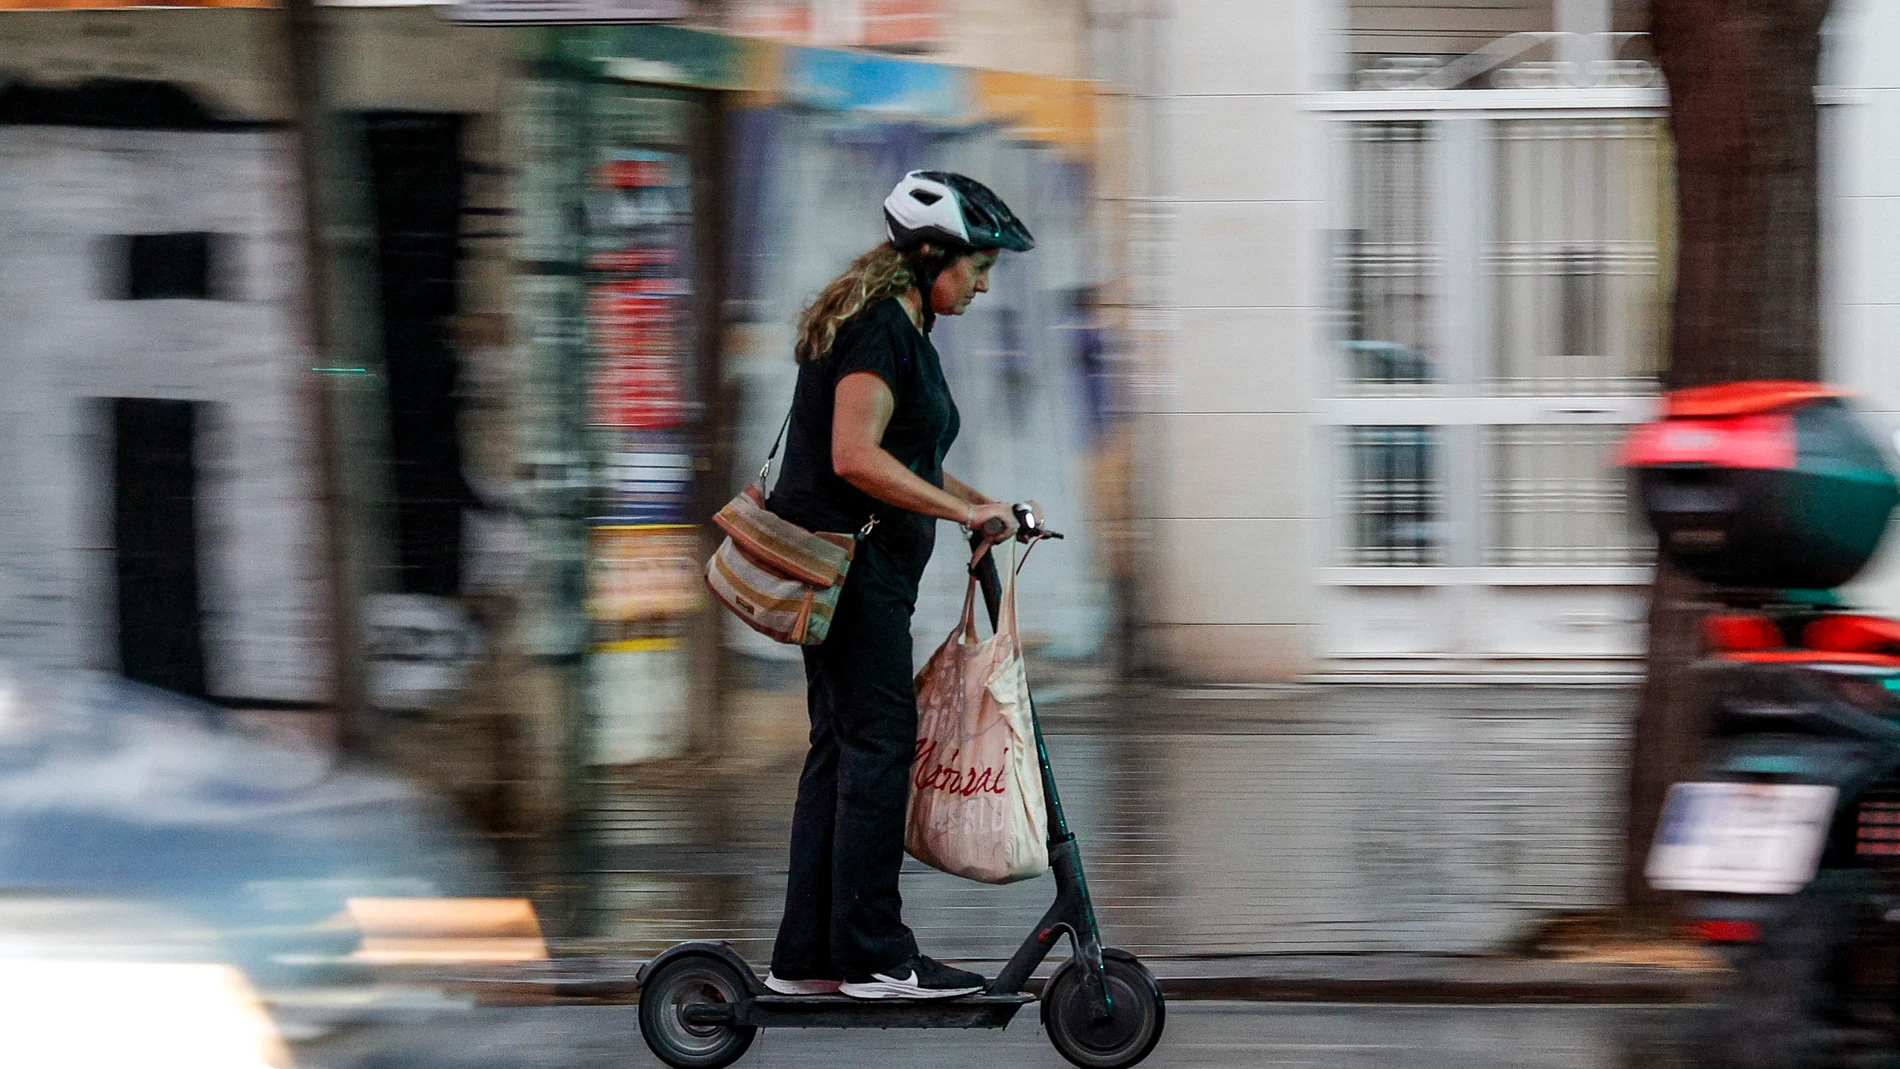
[{"xmin": 907, "ymin": 244, "xmax": 955, "ymax": 334}]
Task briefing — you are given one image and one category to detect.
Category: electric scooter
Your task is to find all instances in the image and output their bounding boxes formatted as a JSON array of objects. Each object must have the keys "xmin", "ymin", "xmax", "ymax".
[{"xmin": 637, "ymin": 503, "xmax": 1166, "ymax": 1069}]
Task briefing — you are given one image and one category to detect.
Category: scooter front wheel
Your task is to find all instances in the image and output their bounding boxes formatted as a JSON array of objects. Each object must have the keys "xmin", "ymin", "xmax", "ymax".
[
  {"xmin": 638, "ymin": 953, "xmax": 758, "ymax": 1069},
  {"xmin": 1042, "ymin": 951, "xmax": 1166, "ymax": 1069}
]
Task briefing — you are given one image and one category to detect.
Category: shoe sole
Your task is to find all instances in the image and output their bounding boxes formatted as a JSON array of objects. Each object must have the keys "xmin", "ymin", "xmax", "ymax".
[
  {"xmin": 765, "ymin": 978, "xmax": 843, "ymax": 996},
  {"xmin": 838, "ymin": 983, "xmax": 984, "ymax": 1001}
]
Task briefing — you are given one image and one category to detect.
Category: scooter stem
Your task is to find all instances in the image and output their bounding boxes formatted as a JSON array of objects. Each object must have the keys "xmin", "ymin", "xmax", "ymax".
[{"xmin": 971, "ymin": 532, "xmax": 1113, "ymax": 1018}]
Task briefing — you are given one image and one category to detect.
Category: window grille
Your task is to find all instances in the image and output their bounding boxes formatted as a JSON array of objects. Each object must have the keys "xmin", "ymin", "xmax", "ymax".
[
  {"xmin": 1340, "ymin": 122, "xmax": 1437, "ymax": 394},
  {"xmin": 1489, "ymin": 118, "xmax": 1668, "ymax": 395},
  {"xmin": 1485, "ymin": 424, "xmax": 1652, "ymax": 565},
  {"xmin": 1345, "ymin": 426, "xmax": 1440, "ymax": 565}
]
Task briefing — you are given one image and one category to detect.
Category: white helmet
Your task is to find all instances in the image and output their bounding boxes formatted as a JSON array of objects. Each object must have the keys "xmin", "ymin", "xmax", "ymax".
[{"xmin": 882, "ymin": 170, "xmax": 1035, "ymax": 253}]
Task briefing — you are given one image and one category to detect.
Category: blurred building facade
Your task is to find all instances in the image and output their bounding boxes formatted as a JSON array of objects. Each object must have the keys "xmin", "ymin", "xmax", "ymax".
[
  {"xmin": 1111, "ymin": 0, "xmax": 1677, "ymax": 681},
  {"xmin": 17, "ymin": 0, "xmax": 1900, "ymax": 913},
  {"xmin": 0, "ymin": 3, "xmax": 539, "ymax": 853},
  {"xmin": 0, "ymin": 1, "xmax": 1118, "ymax": 904},
  {"xmin": 1110, "ymin": 0, "xmax": 1900, "ymax": 683}
]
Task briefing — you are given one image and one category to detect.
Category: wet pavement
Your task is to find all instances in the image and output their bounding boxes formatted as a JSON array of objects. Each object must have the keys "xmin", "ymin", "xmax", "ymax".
[
  {"xmin": 573, "ymin": 683, "xmax": 1635, "ymax": 960},
  {"xmin": 296, "ymin": 1001, "xmax": 1699, "ymax": 1069}
]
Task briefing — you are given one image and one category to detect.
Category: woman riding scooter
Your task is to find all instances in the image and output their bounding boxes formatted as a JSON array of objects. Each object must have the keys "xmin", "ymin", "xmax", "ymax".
[{"xmin": 761, "ymin": 172, "xmax": 1037, "ymax": 1001}]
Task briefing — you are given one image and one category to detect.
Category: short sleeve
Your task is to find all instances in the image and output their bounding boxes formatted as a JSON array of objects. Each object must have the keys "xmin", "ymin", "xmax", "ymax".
[{"xmin": 827, "ymin": 309, "xmax": 908, "ymax": 394}]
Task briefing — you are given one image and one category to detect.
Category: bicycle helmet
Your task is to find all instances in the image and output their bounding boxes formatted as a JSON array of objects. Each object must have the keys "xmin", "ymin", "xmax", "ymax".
[
  {"xmin": 883, "ymin": 171, "xmax": 1036, "ymax": 253},
  {"xmin": 883, "ymin": 171, "xmax": 1033, "ymax": 332}
]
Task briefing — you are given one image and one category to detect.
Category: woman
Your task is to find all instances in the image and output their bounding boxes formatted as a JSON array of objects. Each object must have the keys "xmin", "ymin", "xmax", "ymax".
[{"xmin": 763, "ymin": 171, "xmax": 1036, "ymax": 1000}]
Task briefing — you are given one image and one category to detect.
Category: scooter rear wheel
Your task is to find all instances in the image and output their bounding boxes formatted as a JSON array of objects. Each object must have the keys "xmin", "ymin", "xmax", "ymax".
[
  {"xmin": 1042, "ymin": 952, "xmax": 1166, "ymax": 1069},
  {"xmin": 638, "ymin": 954, "xmax": 758, "ymax": 1069}
]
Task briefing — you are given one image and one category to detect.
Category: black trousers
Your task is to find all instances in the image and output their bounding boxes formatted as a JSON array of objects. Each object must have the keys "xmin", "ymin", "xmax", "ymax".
[{"xmin": 770, "ymin": 536, "xmax": 925, "ymax": 979}]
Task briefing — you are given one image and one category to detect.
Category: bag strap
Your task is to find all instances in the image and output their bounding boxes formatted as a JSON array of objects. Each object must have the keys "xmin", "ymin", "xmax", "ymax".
[
  {"xmin": 755, "ymin": 408, "xmax": 793, "ymax": 487},
  {"xmin": 755, "ymin": 400, "xmax": 880, "ymax": 539},
  {"xmin": 996, "ymin": 540, "xmax": 1022, "ymax": 642},
  {"xmin": 953, "ymin": 540, "xmax": 1021, "ymax": 645},
  {"xmin": 953, "ymin": 571, "xmax": 982, "ymax": 645}
]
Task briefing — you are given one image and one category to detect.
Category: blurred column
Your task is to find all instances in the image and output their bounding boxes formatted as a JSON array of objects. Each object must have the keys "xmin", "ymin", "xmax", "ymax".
[
  {"xmin": 1556, "ymin": 0, "xmax": 1612, "ymax": 81},
  {"xmin": 285, "ymin": 0, "xmax": 391, "ymax": 753}
]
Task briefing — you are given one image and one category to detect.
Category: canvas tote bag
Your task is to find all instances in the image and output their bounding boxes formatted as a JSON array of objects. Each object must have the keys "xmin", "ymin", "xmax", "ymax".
[{"xmin": 905, "ymin": 543, "xmax": 1050, "ymax": 884}]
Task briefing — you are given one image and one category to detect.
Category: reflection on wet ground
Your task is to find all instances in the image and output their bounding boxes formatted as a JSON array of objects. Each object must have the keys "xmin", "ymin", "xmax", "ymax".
[{"xmin": 576, "ymin": 685, "xmax": 1633, "ymax": 959}]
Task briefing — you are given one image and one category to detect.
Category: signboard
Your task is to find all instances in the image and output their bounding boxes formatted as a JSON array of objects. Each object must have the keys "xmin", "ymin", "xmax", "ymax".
[
  {"xmin": 448, "ymin": 0, "xmax": 686, "ymax": 24},
  {"xmin": 784, "ymin": 45, "xmax": 966, "ymax": 118}
]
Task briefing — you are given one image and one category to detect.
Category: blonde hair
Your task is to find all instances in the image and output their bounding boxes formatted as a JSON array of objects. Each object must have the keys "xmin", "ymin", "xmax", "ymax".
[{"xmin": 795, "ymin": 242, "xmax": 917, "ymax": 363}]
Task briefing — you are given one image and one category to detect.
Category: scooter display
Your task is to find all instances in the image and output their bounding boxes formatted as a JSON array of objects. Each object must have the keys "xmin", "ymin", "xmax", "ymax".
[{"xmin": 637, "ymin": 504, "xmax": 1165, "ymax": 1069}]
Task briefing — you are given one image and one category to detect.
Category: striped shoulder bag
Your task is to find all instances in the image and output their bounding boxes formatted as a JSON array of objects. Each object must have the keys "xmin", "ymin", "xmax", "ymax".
[{"xmin": 705, "ymin": 413, "xmax": 875, "ymax": 646}]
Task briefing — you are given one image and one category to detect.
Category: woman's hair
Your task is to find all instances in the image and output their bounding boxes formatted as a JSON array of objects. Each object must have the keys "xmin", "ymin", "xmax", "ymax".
[{"xmin": 795, "ymin": 242, "xmax": 921, "ymax": 363}]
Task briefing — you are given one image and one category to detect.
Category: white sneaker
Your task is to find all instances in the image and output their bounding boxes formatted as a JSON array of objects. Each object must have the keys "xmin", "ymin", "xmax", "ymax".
[
  {"xmin": 839, "ymin": 956, "xmax": 985, "ymax": 1000},
  {"xmin": 764, "ymin": 972, "xmax": 841, "ymax": 995}
]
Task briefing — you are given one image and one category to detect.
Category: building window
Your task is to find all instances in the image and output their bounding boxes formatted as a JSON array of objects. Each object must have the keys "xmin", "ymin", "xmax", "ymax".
[
  {"xmin": 1340, "ymin": 121, "xmax": 1436, "ymax": 393},
  {"xmin": 1490, "ymin": 118, "xmax": 1667, "ymax": 395},
  {"xmin": 111, "ymin": 232, "xmax": 230, "ymax": 300},
  {"xmin": 1485, "ymin": 424, "xmax": 1651, "ymax": 566},
  {"xmin": 1329, "ymin": 112, "xmax": 1666, "ymax": 571},
  {"xmin": 1345, "ymin": 426, "xmax": 1440, "ymax": 565}
]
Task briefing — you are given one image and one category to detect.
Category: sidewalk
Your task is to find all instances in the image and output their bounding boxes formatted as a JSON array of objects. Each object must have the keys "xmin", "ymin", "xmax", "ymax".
[{"xmin": 577, "ymin": 682, "xmax": 1641, "ymax": 964}]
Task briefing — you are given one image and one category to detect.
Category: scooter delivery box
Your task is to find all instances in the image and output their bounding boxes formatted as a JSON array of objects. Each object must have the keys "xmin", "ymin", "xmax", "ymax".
[{"xmin": 1622, "ymin": 381, "xmax": 1900, "ymax": 590}]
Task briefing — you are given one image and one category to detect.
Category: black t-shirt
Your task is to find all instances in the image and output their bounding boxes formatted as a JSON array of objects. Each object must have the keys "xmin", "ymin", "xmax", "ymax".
[{"xmin": 767, "ymin": 296, "xmax": 961, "ymax": 572}]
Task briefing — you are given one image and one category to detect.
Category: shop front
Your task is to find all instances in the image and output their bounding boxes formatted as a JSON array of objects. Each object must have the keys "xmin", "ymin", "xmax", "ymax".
[{"xmin": 507, "ymin": 25, "xmax": 1114, "ymax": 937}]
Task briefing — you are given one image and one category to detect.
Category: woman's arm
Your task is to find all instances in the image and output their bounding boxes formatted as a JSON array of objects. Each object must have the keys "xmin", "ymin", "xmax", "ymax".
[
  {"xmin": 832, "ymin": 371, "xmax": 1016, "ymax": 538},
  {"xmin": 941, "ymin": 472, "xmax": 994, "ymax": 506}
]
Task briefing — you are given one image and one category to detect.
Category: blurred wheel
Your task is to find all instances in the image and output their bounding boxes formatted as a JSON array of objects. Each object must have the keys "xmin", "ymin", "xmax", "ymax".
[
  {"xmin": 638, "ymin": 954, "xmax": 756, "ymax": 1069},
  {"xmin": 1042, "ymin": 952, "xmax": 1165, "ymax": 1069},
  {"xmin": 1703, "ymin": 871, "xmax": 1892, "ymax": 1069}
]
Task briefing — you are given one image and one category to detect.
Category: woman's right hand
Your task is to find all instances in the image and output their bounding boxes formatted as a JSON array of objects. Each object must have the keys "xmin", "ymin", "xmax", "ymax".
[{"xmin": 968, "ymin": 501, "xmax": 1019, "ymax": 544}]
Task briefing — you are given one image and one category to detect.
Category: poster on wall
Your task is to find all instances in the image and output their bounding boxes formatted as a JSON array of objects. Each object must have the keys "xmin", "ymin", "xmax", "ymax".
[
  {"xmin": 597, "ymin": 429, "xmax": 695, "ymax": 525},
  {"xmin": 583, "ymin": 103, "xmax": 702, "ymax": 646},
  {"xmin": 585, "ymin": 524, "xmax": 704, "ymax": 623},
  {"xmin": 587, "ymin": 148, "xmax": 692, "ymax": 431}
]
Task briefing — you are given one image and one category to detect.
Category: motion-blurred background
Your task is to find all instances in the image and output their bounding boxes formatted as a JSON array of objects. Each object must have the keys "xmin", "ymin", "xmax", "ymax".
[{"xmin": 0, "ymin": 0, "xmax": 1886, "ymax": 1064}]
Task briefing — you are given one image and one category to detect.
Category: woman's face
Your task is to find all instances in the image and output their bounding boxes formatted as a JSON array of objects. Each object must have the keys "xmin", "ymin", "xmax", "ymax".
[{"xmin": 929, "ymin": 250, "xmax": 999, "ymax": 316}]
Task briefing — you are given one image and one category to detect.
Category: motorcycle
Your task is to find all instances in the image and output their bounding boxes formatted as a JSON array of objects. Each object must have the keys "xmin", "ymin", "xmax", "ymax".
[{"xmin": 1629, "ymin": 381, "xmax": 1900, "ymax": 1066}]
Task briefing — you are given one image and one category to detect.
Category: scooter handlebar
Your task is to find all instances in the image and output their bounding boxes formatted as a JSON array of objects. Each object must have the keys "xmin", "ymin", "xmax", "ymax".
[{"xmin": 973, "ymin": 502, "xmax": 1064, "ymax": 544}]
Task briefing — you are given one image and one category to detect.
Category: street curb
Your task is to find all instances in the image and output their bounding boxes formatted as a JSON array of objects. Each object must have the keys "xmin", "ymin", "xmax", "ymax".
[
  {"xmin": 1136, "ymin": 956, "xmax": 1720, "ymax": 1005},
  {"xmin": 436, "ymin": 955, "xmax": 1721, "ymax": 1007},
  {"xmin": 1142, "ymin": 973, "xmax": 1714, "ymax": 1005}
]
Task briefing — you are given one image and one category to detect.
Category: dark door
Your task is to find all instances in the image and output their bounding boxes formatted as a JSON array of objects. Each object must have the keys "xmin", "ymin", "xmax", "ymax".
[
  {"xmin": 364, "ymin": 111, "xmax": 469, "ymax": 596},
  {"xmin": 113, "ymin": 398, "xmax": 207, "ymax": 697}
]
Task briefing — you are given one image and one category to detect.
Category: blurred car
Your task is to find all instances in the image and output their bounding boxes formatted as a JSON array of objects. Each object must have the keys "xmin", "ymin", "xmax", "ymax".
[
  {"xmin": 0, "ymin": 661, "xmax": 502, "ymax": 987},
  {"xmin": 0, "ymin": 896, "xmax": 293, "ymax": 1069}
]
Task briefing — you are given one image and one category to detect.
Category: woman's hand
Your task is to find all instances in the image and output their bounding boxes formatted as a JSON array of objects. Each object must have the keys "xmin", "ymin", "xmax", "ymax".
[{"xmin": 968, "ymin": 501, "xmax": 1019, "ymax": 544}]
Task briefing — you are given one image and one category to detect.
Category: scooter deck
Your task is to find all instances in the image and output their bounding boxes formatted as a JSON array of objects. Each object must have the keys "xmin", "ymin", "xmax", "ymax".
[{"xmin": 694, "ymin": 992, "xmax": 1035, "ymax": 1029}]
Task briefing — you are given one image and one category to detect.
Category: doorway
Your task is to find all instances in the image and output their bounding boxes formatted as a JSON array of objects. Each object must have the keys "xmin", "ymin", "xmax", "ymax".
[
  {"xmin": 111, "ymin": 397, "xmax": 208, "ymax": 697},
  {"xmin": 364, "ymin": 110, "xmax": 470, "ymax": 597}
]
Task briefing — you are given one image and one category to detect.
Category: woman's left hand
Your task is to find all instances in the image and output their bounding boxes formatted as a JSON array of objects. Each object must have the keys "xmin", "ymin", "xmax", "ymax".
[{"xmin": 967, "ymin": 501, "xmax": 1019, "ymax": 544}]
